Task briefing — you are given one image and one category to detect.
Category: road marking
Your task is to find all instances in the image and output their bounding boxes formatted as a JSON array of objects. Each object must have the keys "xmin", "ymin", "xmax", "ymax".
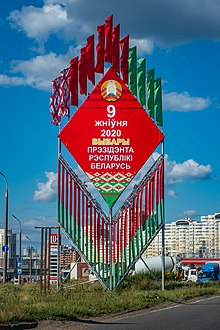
[{"xmin": 149, "ymin": 295, "xmax": 220, "ymax": 314}]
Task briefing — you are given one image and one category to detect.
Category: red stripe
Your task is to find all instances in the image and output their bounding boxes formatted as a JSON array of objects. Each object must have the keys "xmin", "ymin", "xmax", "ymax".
[
  {"xmin": 104, "ymin": 15, "xmax": 113, "ymax": 63},
  {"xmin": 161, "ymin": 160, "xmax": 164, "ymax": 200},
  {"xmin": 106, "ymin": 222, "xmax": 108, "ymax": 263},
  {"xmin": 117, "ymin": 222, "xmax": 120, "ymax": 261},
  {"xmin": 124, "ymin": 208, "xmax": 127, "ymax": 248},
  {"xmin": 90, "ymin": 203, "xmax": 93, "ymax": 243},
  {"xmin": 102, "ymin": 217, "xmax": 105, "ymax": 261},
  {"xmin": 112, "ymin": 24, "xmax": 120, "ymax": 72},
  {"xmin": 97, "ymin": 213, "xmax": 101, "ymax": 252},
  {"xmin": 95, "ymin": 24, "xmax": 105, "ymax": 74},
  {"xmin": 94, "ymin": 206, "xmax": 97, "ymax": 249},
  {"xmin": 65, "ymin": 171, "xmax": 68, "ymax": 212},
  {"xmin": 113, "ymin": 222, "xmax": 116, "ymax": 263},
  {"xmin": 77, "ymin": 185, "xmax": 81, "ymax": 226},
  {"xmin": 129, "ymin": 202, "xmax": 133, "ymax": 242},
  {"xmin": 151, "ymin": 175, "xmax": 155, "ymax": 215},
  {"xmin": 70, "ymin": 178, "xmax": 72, "ymax": 216},
  {"xmin": 82, "ymin": 191, "xmax": 85, "ymax": 232},
  {"xmin": 120, "ymin": 216, "xmax": 123, "ymax": 253},
  {"xmin": 61, "ymin": 164, "xmax": 65, "ymax": 206},
  {"xmin": 78, "ymin": 47, "xmax": 87, "ymax": 95},
  {"xmin": 86, "ymin": 196, "xmax": 88, "ymax": 238},
  {"xmin": 120, "ymin": 35, "xmax": 129, "ymax": 84},
  {"xmin": 58, "ymin": 158, "xmax": 60, "ymax": 200},
  {"xmin": 69, "ymin": 56, "xmax": 78, "ymax": 106},
  {"xmin": 139, "ymin": 189, "xmax": 143, "ymax": 226},
  {"xmin": 86, "ymin": 34, "xmax": 95, "ymax": 85}
]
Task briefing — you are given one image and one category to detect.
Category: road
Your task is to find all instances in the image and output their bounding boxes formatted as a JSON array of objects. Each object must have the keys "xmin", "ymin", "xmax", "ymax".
[
  {"xmin": 36, "ymin": 295, "xmax": 220, "ymax": 330},
  {"xmin": 77, "ymin": 296, "xmax": 220, "ymax": 330}
]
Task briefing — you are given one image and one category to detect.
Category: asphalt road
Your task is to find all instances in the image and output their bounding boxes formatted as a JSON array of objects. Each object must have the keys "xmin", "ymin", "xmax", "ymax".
[{"xmin": 78, "ymin": 296, "xmax": 220, "ymax": 330}]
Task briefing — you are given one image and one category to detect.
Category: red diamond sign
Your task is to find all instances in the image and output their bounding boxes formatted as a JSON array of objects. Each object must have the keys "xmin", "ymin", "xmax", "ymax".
[{"xmin": 59, "ymin": 68, "xmax": 164, "ymax": 207}]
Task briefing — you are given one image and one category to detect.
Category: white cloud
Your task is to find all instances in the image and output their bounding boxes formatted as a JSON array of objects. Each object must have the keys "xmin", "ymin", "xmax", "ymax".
[
  {"xmin": 168, "ymin": 190, "xmax": 177, "ymax": 198},
  {"xmin": 183, "ymin": 209, "xmax": 197, "ymax": 217},
  {"xmin": 130, "ymin": 38, "xmax": 155, "ymax": 55},
  {"xmin": 0, "ymin": 49, "xmax": 79, "ymax": 91},
  {"xmin": 33, "ymin": 172, "xmax": 57, "ymax": 201},
  {"xmin": 8, "ymin": 4, "xmax": 72, "ymax": 44},
  {"xmin": 0, "ymin": 74, "xmax": 26, "ymax": 87},
  {"xmin": 166, "ymin": 156, "xmax": 212, "ymax": 184},
  {"xmin": 163, "ymin": 92, "xmax": 211, "ymax": 112}
]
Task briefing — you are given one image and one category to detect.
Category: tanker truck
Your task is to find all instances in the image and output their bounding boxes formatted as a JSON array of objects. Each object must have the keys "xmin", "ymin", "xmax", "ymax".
[{"xmin": 134, "ymin": 255, "xmax": 176, "ymax": 274}]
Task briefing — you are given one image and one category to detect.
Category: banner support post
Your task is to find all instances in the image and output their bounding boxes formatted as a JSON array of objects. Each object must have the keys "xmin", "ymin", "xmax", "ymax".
[{"xmin": 109, "ymin": 207, "xmax": 113, "ymax": 291}]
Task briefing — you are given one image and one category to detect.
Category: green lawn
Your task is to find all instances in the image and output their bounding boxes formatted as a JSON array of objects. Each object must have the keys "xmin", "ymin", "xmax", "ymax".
[{"xmin": 0, "ymin": 274, "xmax": 219, "ymax": 324}]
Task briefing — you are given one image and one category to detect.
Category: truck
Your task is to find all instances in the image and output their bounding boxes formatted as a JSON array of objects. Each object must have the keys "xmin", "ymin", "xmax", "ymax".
[
  {"xmin": 176, "ymin": 265, "xmax": 198, "ymax": 282},
  {"xmin": 198, "ymin": 262, "xmax": 220, "ymax": 282},
  {"xmin": 183, "ymin": 266, "xmax": 199, "ymax": 282}
]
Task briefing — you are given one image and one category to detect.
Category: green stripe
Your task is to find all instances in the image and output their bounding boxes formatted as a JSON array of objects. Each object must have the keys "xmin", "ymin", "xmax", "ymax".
[
  {"xmin": 66, "ymin": 207, "xmax": 68, "ymax": 233},
  {"xmin": 61, "ymin": 203, "xmax": 65, "ymax": 227},
  {"xmin": 86, "ymin": 233, "xmax": 89, "ymax": 260},
  {"xmin": 73, "ymin": 217, "xmax": 77, "ymax": 243},
  {"xmin": 69, "ymin": 214, "xmax": 73, "ymax": 238},
  {"xmin": 77, "ymin": 219, "xmax": 81, "ymax": 250}
]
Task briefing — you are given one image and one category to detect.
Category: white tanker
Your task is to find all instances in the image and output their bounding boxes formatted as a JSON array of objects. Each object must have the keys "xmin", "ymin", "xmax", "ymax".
[{"xmin": 134, "ymin": 255, "xmax": 176, "ymax": 274}]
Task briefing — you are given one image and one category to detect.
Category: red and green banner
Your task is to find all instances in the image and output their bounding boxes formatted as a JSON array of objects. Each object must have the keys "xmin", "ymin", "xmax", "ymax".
[
  {"xmin": 59, "ymin": 68, "xmax": 164, "ymax": 207},
  {"xmin": 53, "ymin": 14, "xmax": 165, "ymax": 291}
]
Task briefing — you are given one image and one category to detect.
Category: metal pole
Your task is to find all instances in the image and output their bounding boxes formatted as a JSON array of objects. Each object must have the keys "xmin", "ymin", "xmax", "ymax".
[
  {"xmin": 161, "ymin": 138, "xmax": 165, "ymax": 291},
  {"xmin": 57, "ymin": 226, "xmax": 61, "ymax": 290},
  {"xmin": 12, "ymin": 215, "xmax": 22, "ymax": 285},
  {"xmin": 109, "ymin": 207, "xmax": 113, "ymax": 291},
  {"xmin": 25, "ymin": 236, "xmax": 32, "ymax": 283},
  {"xmin": 44, "ymin": 229, "xmax": 47, "ymax": 293},
  {"xmin": 40, "ymin": 228, "xmax": 44, "ymax": 292},
  {"xmin": 30, "ymin": 245, "xmax": 32, "ymax": 283},
  {"xmin": 48, "ymin": 228, "xmax": 51, "ymax": 291},
  {"xmin": 0, "ymin": 172, "xmax": 8, "ymax": 283}
]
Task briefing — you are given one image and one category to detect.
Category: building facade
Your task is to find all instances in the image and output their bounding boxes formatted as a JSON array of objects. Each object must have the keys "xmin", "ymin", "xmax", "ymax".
[
  {"xmin": 0, "ymin": 229, "xmax": 16, "ymax": 269},
  {"xmin": 145, "ymin": 212, "xmax": 220, "ymax": 258}
]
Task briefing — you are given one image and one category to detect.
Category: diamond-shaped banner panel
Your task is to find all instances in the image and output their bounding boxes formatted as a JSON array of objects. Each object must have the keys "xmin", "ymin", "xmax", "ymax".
[{"xmin": 59, "ymin": 68, "xmax": 164, "ymax": 207}]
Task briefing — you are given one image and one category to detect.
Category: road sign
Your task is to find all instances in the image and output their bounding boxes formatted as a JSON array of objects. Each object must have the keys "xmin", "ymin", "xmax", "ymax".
[
  {"xmin": 59, "ymin": 68, "xmax": 164, "ymax": 207},
  {"xmin": 2, "ymin": 245, "xmax": 9, "ymax": 253}
]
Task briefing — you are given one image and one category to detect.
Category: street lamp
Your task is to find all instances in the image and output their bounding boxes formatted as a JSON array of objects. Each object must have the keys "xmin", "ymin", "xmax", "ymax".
[
  {"xmin": 25, "ymin": 235, "xmax": 32, "ymax": 283},
  {"xmin": 12, "ymin": 215, "xmax": 22, "ymax": 284},
  {"xmin": 0, "ymin": 172, "xmax": 9, "ymax": 283}
]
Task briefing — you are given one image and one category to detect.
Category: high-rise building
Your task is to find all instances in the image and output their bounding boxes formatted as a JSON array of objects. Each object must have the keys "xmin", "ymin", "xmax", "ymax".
[
  {"xmin": 145, "ymin": 212, "xmax": 220, "ymax": 258},
  {"xmin": 0, "ymin": 229, "xmax": 16, "ymax": 269}
]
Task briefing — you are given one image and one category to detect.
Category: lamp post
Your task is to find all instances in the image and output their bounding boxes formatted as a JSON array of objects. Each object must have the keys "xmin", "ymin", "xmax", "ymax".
[
  {"xmin": 0, "ymin": 172, "xmax": 9, "ymax": 283},
  {"xmin": 25, "ymin": 236, "xmax": 32, "ymax": 283},
  {"xmin": 12, "ymin": 215, "xmax": 22, "ymax": 284}
]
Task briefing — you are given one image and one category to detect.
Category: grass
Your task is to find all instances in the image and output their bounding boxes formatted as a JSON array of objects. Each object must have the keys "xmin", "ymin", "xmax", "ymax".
[{"xmin": 0, "ymin": 273, "xmax": 220, "ymax": 324}]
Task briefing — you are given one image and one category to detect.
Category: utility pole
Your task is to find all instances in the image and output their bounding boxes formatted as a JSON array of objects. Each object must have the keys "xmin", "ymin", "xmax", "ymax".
[
  {"xmin": 12, "ymin": 215, "xmax": 22, "ymax": 285},
  {"xmin": 0, "ymin": 172, "xmax": 9, "ymax": 283},
  {"xmin": 25, "ymin": 236, "xmax": 32, "ymax": 283}
]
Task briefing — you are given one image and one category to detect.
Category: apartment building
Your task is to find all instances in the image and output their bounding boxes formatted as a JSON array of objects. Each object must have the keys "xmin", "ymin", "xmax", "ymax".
[
  {"xmin": 145, "ymin": 212, "xmax": 220, "ymax": 258},
  {"xmin": 0, "ymin": 229, "xmax": 16, "ymax": 269}
]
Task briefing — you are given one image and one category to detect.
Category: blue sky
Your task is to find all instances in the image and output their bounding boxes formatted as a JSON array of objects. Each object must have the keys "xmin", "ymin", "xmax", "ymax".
[{"xmin": 0, "ymin": 0, "xmax": 220, "ymax": 251}]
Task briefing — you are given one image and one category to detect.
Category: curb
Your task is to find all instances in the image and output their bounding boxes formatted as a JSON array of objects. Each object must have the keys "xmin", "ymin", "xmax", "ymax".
[{"xmin": 0, "ymin": 322, "xmax": 38, "ymax": 329}]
